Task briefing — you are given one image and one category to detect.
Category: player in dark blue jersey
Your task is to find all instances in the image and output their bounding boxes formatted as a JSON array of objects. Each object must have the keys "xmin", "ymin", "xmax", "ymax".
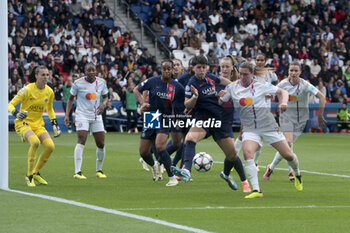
[
  {"xmin": 170, "ymin": 59, "xmax": 195, "ymax": 168},
  {"xmin": 216, "ymin": 55, "xmax": 251, "ymax": 192},
  {"xmin": 134, "ymin": 60, "xmax": 184, "ymax": 187},
  {"xmin": 170, "ymin": 55, "xmax": 244, "ymax": 192}
]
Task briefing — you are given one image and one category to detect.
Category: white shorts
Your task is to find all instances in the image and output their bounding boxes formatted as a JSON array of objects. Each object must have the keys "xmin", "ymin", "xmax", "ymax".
[
  {"xmin": 242, "ymin": 130, "xmax": 286, "ymax": 147},
  {"xmin": 75, "ymin": 115, "xmax": 105, "ymax": 133},
  {"xmin": 280, "ymin": 118, "xmax": 306, "ymax": 143}
]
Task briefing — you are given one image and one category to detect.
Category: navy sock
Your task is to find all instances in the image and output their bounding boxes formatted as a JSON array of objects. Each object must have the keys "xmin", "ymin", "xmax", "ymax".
[
  {"xmin": 179, "ymin": 143, "xmax": 186, "ymax": 168},
  {"xmin": 172, "ymin": 143, "xmax": 184, "ymax": 166},
  {"xmin": 183, "ymin": 141, "xmax": 196, "ymax": 171},
  {"xmin": 232, "ymin": 157, "xmax": 246, "ymax": 181},
  {"xmin": 151, "ymin": 144, "xmax": 162, "ymax": 164},
  {"xmin": 166, "ymin": 139, "xmax": 178, "ymax": 155},
  {"xmin": 142, "ymin": 153, "xmax": 155, "ymax": 167},
  {"xmin": 158, "ymin": 150, "xmax": 173, "ymax": 177}
]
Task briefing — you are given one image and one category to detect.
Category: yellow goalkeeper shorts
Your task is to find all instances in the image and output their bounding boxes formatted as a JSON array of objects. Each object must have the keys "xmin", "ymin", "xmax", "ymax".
[{"xmin": 15, "ymin": 121, "xmax": 48, "ymax": 142}]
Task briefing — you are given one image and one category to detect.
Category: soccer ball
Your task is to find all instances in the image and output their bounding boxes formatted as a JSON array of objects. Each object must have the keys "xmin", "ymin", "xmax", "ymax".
[{"xmin": 193, "ymin": 152, "xmax": 213, "ymax": 172}]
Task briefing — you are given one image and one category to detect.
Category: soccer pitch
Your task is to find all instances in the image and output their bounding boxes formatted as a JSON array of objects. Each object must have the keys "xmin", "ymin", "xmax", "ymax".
[{"xmin": 1, "ymin": 132, "xmax": 350, "ymax": 233}]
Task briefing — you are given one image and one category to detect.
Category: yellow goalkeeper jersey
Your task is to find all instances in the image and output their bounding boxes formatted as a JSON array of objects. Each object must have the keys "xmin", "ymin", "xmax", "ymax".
[{"xmin": 8, "ymin": 83, "xmax": 56, "ymax": 127}]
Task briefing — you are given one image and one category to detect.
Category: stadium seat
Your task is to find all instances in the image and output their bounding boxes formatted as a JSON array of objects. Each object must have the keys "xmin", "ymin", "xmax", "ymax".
[
  {"xmin": 172, "ymin": 50, "xmax": 184, "ymax": 60},
  {"xmin": 162, "ymin": 27, "xmax": 171, "ymax": 35},
  {"xmin": 202, "ymin": 42, "xmax": 210, "ymax": 55},
  {"xmin": 131, "ymin": 4, "xmax": 141, "ymax": 15}
]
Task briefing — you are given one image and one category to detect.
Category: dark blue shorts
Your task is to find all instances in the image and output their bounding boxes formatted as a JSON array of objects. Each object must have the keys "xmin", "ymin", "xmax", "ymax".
[
  {"xmin": 204, "ymin": 122, "xmax": 234, "ymax": 141},
  {"xmin": 140, "ymin": 128, "xmax": 170, "ymax": 140}
]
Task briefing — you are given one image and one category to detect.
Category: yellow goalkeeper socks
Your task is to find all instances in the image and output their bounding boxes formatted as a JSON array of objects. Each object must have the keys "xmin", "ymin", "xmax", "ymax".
[
  {"xmin": 27, "ymin": 135, "xmax": 40, "ymax": 176},
  {"xmin": 33, "ymin": 138, "xmax": 55, "ymax": 174}
]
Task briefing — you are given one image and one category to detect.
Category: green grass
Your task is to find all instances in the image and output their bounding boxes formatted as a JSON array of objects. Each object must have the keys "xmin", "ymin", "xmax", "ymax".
[{"xmin": 1, "ymin": 132, "xmax": 350, "ymax": 233}]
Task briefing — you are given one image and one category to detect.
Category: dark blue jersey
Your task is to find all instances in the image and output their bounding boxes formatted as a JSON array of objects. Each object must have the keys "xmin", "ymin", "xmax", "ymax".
[
  {"xmin": 177, "ymin": 73, "xmax": 192, "ymax": 88},
  {"xmin": 138, "ymin": 76, "xmax": 184, "ymax": 115},
  {"xmin": 185, "ymin": 73, "xmax": 223, "ymax": 120},
  {"xmin": 173, "ymin": 73, "xmax": 192, "ymax": 115},
  {"xmin": 216, "ymin": 84, "xmax": 234, "ymax": 124}
]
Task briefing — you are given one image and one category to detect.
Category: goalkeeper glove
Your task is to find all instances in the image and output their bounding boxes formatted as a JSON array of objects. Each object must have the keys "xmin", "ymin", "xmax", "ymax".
[
  {"xmin": 12, "ymin": 110, "xmax": 27, "ymax": 121},
  {"xmin": 51, "ymin": 119, "xmax": 61, "ymax": 138}
]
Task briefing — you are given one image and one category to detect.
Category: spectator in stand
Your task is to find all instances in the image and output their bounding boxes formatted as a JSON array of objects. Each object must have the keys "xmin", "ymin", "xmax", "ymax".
[
  {"xmin": 298, "ymin": 46, "xmax": 309, "ymax": 60},
  {"xmin": 95, "ymin": 46, "xmax": 106, "ymax": 63},
  {"xmin": 166, "ymin": 11, "xmax": 178, "ymax": 28},
  {"xmin": 165, "ymin": 29, "xmax": 180, "ymax": 51},
  {"xmin": 245, "ymin": 19, "xmax": 258, "ymax": 36},
  {"xmin": 194, "ymin": 17, "xmax": 207, "ymax": 34},
  {"xmin": 209, "ymin": 40, "xmax": 220, "ymax": 58},
  {"xmin": 183, "ymin": 31, "xmax": 202, "ymax": 55},
  {"xmin": 93, "ymin": 30, "xmax": 105, "ymax": 49},
  {"xmin": 310, "ymin": 59, "xmax": 321, "ymax": 78},
  {"xmin": 150, "ymin": 17, "xmax": 163, "ymax": 36}
]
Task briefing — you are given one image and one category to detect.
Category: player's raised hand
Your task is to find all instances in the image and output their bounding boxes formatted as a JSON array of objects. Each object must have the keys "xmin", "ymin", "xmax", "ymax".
[
  {"xmin": 217, "ymin": 90, "xmax": 227, "ymax": 98},
  {"xmin": 12, "ymin": 110, "xmax": 27, "ymax": 121},
  {"xmin": 190, "ymin": 85, "xmax": 198, "ymax": 97}
]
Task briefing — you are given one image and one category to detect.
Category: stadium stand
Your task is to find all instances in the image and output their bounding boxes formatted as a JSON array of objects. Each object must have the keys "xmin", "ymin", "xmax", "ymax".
[{"xmin": 7, "ymin": 0, "xmax": 350, "ymax": 133}]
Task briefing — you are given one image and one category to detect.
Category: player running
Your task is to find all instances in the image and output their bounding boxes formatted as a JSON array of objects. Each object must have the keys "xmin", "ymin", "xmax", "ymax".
[
  {"xmin": 134, "ymin": 60, "xmax": 185, "ymax": 187},
  {"xmin": 235, "ymin": 53, "xmax": 278, "ymax": 171},
  {"xmin": 64, "ymin": 63, "xmax": 109, "ymax": 179},
  {"xmin": 220, "ymin": 62, "xmax": 303, "ymax": 198},
  {"xmin": 263, "ymin": 61, "xmax": 326, "ymax": 181},
  {"xmin": 8, "ymin": 65, "xmax": 61, "ymax": 187},
  {"xmin": 170, "ymin": 55, "xmax": 245, "ymax": 193}
]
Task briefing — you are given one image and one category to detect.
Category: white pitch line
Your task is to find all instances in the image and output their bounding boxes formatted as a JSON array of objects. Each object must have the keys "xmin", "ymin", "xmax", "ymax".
[
  {"xmin": 7, "ymin": 189, "xmax": 212, "ymax": 233},
  {"xmin": 117, "ymin": 205, "xmax": 350, "ymax": 211},
  {"xmin": 214, "ymin": 161, "xmax": 350, "ymax": 178}
]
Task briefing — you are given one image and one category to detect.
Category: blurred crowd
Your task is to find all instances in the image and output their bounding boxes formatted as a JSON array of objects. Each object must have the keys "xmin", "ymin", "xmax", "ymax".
[
  {"xmin": 8, "ymin": 0, "xmax": 159, "ymax": 104},
  {"xmin": 129, "ymin": 0, "xmax": 350, "ymax": 103}
]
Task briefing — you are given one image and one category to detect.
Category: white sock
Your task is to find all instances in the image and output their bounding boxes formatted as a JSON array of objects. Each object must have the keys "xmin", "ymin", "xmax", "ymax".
[
  {"xmin": 287, "ymin": 155, "xmax": 300, "ymax": 176},
  {"xmin": 245, "ymin": 159, "xmax": 260, "ymax": 192},
  {"xmin": 253, "ymin": 146, "xmax": 262, "ymax": 165},
  {"xmin": 96, "ymin": 147, "xmax": 105, "ymax": 172},
  {"xmin": 74, "ymin": 144, "xmax": 84, "ymax": 174},
  {"xmin": 286, "ymin": 144, "xmax": 294, "ymax": 173},
  {"xmin": 234, "ymin": 139, "xmax": 242, "ymax": 155},
  {"xmin": 270, "ymin": 151, "xmax": 283, "ymax": 170}
]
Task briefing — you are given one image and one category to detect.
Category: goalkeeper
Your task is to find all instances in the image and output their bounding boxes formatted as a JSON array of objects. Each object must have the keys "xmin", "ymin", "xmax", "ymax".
[{"xmin": 8, "ymin": 66, "xmax": 61, "ymax": 187}]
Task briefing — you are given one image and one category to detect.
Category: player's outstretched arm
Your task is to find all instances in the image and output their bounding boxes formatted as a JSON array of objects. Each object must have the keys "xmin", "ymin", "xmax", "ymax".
[
  {"xmin": 316, "ymin": 91, "xmax": 327, "ymax": 126},
  {"xmin": 276, "ymin": 88, "xmax": 288, "ymax": 113}
]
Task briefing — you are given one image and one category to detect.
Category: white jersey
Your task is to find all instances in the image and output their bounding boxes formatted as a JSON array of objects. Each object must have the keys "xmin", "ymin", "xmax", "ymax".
[
  {"xmin": 254, "ymin": 71, "xmax": 278, "ymax": 84},
  {"xmin": 254, "ymin": 72, "xmax": 277, "ymax": 106},
  {"xmin": 221, "ymin": 79, "xmax": 279, "ymax": 132},
  {"xmin": 277, "ymin": 78, "xmax": 318, "ymax": 123},
  {"xmin": 71, "ymin": 77, "xmax": 108, "ymax": 120}
]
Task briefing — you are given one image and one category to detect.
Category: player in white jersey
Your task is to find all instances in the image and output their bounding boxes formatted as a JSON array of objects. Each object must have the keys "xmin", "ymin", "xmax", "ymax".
[
  {"xmin": 64, "ymin": 63, "xmax": 109, "ymax": 179},
  {"xmin": 234, "ymin": 53, "xmax": 279, "ymax": 171},
  {"xmin": 264, "ymin": 61, "xmax": 326, "ymax": 181},
  {"xmin": 219, "ymin": 62, "xmax": 303, "ymax": 198}
]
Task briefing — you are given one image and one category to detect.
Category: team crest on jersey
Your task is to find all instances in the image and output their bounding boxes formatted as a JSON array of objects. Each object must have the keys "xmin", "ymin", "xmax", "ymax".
[{"xmin": 45, "ymin": 99, "xmax": 48, "ymax": 103}]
